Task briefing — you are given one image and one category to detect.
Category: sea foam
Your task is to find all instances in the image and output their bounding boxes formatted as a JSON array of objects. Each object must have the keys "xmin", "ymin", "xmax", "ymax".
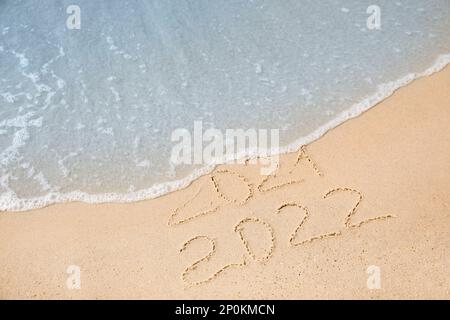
[
  {"xmin": 0, "ymin": 55, "xmax": 449, "ymax": 212},
  {"xmin": 1, "ymin": 0, "xmax": 450, "ymax": 211}
]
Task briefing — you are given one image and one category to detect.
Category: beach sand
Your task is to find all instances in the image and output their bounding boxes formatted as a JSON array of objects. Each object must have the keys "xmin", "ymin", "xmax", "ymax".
[{"xmin": 0, "ymin": 66, "xmax": 449, "ymax": 300}]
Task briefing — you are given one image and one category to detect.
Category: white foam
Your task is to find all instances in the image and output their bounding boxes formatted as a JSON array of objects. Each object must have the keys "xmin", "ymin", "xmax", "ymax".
[
  {"xmin": 282, "ymin": 54, "xmax": 450, "ymax": 153},
  {"xmin": 106, "ymin": 36, "xmax": 133, "ymax": 60},
  {"xmin": 1, "ymin": 54, "xmax": 449, "ymax": 212},
  {"xmin": 12, "ymin": 50, "xmax": 29, "ymax": 68}
]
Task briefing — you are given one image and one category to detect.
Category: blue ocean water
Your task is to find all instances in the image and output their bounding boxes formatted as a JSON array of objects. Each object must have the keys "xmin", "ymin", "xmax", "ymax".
[{"xmin": 0, "ymin": 0, "xmax": 449, "ymax": 211}]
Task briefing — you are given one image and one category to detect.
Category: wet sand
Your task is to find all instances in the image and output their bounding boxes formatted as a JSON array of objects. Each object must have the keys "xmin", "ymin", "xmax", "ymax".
[{"xmin": 0, "ymin": 66, "xmax": 449, "ymax": 299}]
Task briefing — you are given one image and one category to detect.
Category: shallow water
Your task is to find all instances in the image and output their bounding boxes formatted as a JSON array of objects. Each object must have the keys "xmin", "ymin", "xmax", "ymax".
[{"xmin": 0, "ymin": 0, "xmax": 449, "ymax": 211}]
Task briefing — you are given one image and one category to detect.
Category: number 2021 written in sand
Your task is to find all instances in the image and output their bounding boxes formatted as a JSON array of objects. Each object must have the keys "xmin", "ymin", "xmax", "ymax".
[{"xmin": 168, "ymin": 146, "xmax": 395, "ymax": 287}]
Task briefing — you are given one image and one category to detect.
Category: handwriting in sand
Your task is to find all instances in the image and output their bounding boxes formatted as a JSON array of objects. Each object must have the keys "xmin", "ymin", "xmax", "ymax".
[{"xmin": 168, "ymin": 146, "xmax": 395, "ymax": 287}]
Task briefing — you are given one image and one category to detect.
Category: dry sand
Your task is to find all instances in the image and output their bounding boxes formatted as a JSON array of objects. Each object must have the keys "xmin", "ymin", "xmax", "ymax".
[{"xmin": 0, "ymin": 66, "xmax": 449, "ymax": 300}]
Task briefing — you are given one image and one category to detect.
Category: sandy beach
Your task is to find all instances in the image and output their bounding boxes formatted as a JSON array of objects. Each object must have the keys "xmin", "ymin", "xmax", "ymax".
[{"xmin": 0, "ymin": 65, "xmax": 449, "ymax": 300}]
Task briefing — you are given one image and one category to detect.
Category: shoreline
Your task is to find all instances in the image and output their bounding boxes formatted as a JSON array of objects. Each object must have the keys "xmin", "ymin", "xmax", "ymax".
[
  {"xmin": 0, "ymin": 64, "xmax": 449, "ymax": 299},
  {"xmin": 1, "ymin": 54, "xmax": 450, "ymax": 212}
]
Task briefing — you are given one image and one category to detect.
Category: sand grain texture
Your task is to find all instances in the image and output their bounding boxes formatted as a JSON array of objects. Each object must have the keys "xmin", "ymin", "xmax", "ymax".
[{"xmin": 0, "ymin": 67, "xmax": 449, "ymax": 299}]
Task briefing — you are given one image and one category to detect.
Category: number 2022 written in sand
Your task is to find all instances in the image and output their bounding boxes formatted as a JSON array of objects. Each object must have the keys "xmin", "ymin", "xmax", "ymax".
[{"xmin": 168, "ymin": 146, "xmax": 396, "ymax": 287}]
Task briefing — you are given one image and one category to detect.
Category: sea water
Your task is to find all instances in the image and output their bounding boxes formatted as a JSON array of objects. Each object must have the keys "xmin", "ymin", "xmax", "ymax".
[{"xmin": 0, "ymin": 0, "xmax": 449, "ymax": 211}]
